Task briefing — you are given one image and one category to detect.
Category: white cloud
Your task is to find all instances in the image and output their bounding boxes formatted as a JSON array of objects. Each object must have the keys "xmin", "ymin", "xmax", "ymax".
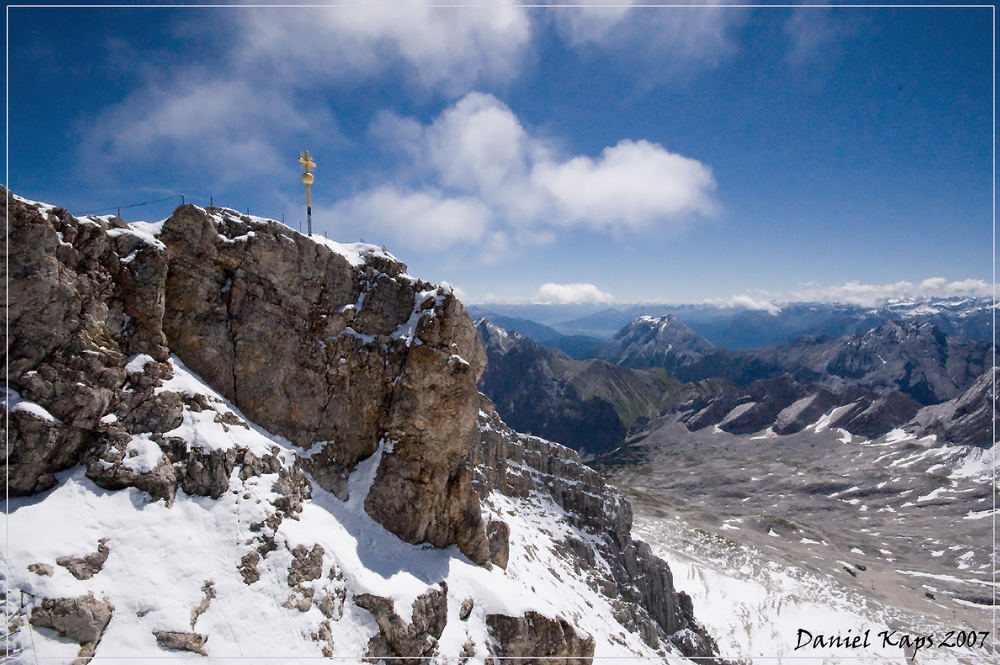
[
  {"xmin": 532, "ymin": 139, "xmax": 717, "ymax": 230},
  {"xmin": 534, "ymin": 282, "xmax": 614, "ymax": 304},
  {"xmin": 550, "ymin": 2, "xmax": 744, "ymax": 74},
  {"xmin": 787, "ymin": 277, "xmax": 992, "ymax": 307},
  {"xmin": 327, "ymin": 185, "xmax": 489, "ymax": 250},
  {"xmin": 359, "ymin": 92, "xmax": 716, "ymax": 256},
  {"xmin": 706, "ymin": 294, "xmax": 782, "ymax": 316},
  {"xmin": 81, "ymin": 77, "xmax": 337, "ymax": 183},
  {"xmin": 235, "ymin": 3, "xmax": 532, "ymax": 93}
]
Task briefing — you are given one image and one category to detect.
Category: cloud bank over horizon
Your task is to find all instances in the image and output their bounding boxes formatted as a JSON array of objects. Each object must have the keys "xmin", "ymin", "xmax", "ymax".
[{"xmin": 471, "ymin": 277, "xmax": 992, "ymax": 308}]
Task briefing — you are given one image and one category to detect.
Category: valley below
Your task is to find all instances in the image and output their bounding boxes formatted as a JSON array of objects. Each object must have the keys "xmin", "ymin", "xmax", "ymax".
[{"xmin": 601, "ymin": 418, "xmax": 996, "ymax": 664}]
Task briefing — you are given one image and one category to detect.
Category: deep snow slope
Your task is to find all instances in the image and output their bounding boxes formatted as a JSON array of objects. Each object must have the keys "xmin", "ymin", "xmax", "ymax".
[{"xmin": 3, "ymin": 358, "xmax": 698, "ymax": 663}]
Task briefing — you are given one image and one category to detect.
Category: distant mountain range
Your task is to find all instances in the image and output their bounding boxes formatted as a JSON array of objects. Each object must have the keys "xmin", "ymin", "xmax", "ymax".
[
  {"xmin": 469, "ymin": 297, "xmax": 994, "ymax": 350},
  {"xmin": 476, "ymin": 302, "xmax": 996, "ymax": 455}
]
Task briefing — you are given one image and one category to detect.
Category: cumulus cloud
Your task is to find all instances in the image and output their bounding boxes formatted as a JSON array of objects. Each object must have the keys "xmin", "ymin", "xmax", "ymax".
[
  {"xmin": 359, "ymin": 92, "xmax": 717, "ymax": 255},
  {"xmin": 787, "ymin": 277, "xmax": 992, "ymax": 306},
  {"xmin": 532, "ymin": 139, "xmax": 717, "ymax": 230},
  {"xmin": 235, "ymin": 3, "xmax": 532, "ymax": 93},
  {"xmin": 534, "ymin": 282, "xmax": 615, "ymax": 304},
  {"xmin": 327, "ymin": 186, "xmax": 489, "ymax": 250}
]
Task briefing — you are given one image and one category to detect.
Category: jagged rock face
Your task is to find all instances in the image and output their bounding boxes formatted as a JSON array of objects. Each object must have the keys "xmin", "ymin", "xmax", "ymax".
[
  {"xmin": 3, "ymin": 191, "xmax": 489, "ymax": 563},
  {"xmin": 485, "ymin": 611, "xmax": 595, "ymax": 664},
  {"xmin": 470, "ymin": 396, "xmax": 719, "ymax": 658},
  {"xmin": 773, "ymin": 390, "xmax": 838, "ymax": 435},
  {"xmin": 3, "ymin": 192, "xmax": 170, "ymax": 494},
  {"xmin": 601, "ymin": 315, "xmax": 990, "ymax": 406},
  {"xmin": 354, "ymin": 585, "xmax": 448, "ymax": 664},
  {"xmin": 908, "ymin": 367, "xmax": 999, "ymax": 447},
  {"xmin": 159, "ymin": 204, "xmax": 488, "ymax": 561}
]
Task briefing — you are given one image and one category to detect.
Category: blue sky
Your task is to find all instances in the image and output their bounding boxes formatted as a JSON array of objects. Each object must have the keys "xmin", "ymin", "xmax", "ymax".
[{"xmin": 5, "ymin": 2, "xmax": 995, "ymax": 306}]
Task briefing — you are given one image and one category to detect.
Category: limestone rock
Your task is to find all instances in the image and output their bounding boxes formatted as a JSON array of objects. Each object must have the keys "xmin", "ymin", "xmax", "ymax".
[
  {"xmin": 287, "ymin": 544, "xmax": 324, "ymax": 587},
  {"xmin": 471, "ymin": 397, "xmax": 719, "ymax": 658},
  {"xmin": 190, "ymin": 581, "xmax": 216, "ymax": 629},
  {"xmin": 354, "ymin": 583, "xmax": 447, "ymax": 664},
  {"xmin": 28, "ymin": 562, "xmax": 54, "ymax": 577},
  {"xmin": 486, "ymin": 519, "xmax": 510, "ymax": 569},
  {"xmin": 4, "ymin": 189, "xmax": 170, "ymax": 497},
  {"xmin": 29, "ymin": 593, "xmax": 113, "ymax": 660},
  {"xmin": 153, "ymin": 630, "xmax": 208, "ymax": 656},
  {"xmin": 56, "ymin": 538, "xmax": 110, "ymax": 580},
  {"xmin": 485, "ymin": 611, "xmax": 595, "ymax": 664},
  {"xmin": 157, "ymin": 205, "xmax": 489, "ymax": 561}
]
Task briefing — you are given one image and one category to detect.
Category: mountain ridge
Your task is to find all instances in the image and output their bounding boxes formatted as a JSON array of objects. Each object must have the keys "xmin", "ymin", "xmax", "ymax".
[{"xmin": 3, "ymin": 188, "xmax": 721, "ymax": 663}]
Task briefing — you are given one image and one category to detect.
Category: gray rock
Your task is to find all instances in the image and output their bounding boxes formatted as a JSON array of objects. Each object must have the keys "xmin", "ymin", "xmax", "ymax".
[
  {"xmin": 190, "ymin": 581, "xmax": 216, "ymax": 629},
  {"xmin": 27, "ymin": 562, "xmax": 53, "ymax": 576},
  {"xmin": 157, "ymin": 204, "xmax": 489, "ymax": 562},
  {"xmin": 470, "ymin": 398, "xmax": 719, "ymax": 657},
  {"xmin": 485, "ymin": 610, "xmax": 595, "ymax": 664},
  {"xmin": 56, "ymin": 538, "xmax": 110, "ymax": 580},
  {"xmin": 354, "ymin": 583, "xmax": 447, "ymax": 664},
  {"xmin": 287, "ymin": 544, "xmax": 324, "ymax": 587},
  {"xmin": 486, "ymin": 519, "xmax": 510, "ymax": 569},
  {"xmin": 4, "ymin": 190, "xmax": 170, "ymax": 497},
  {"xmin": 238, "ymin": 551, "xmax": 260, "ymax": 585},
  {"xmin": 908, "ymin": 367, "xmax": 999, "ymax": 447},
  {"xmin": 153, "ymin": 630, "xmax": 208, "ymax": 656},
  {"xmin": 459, "ymin": 597, "xmax": 474, "ymax": 621},
  {"xmin": 29, "ymin": 593, "xmax": 113, "ymax": 652}
]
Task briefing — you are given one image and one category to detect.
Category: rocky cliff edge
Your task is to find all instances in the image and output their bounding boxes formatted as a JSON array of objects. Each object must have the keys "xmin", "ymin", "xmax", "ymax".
[{"xmin": 3, "ymin": 188, "xmax": 719, "ymax": 662}]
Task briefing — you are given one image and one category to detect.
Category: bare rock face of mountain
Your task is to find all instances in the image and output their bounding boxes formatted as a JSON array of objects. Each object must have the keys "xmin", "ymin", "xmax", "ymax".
[
  {"xmin": 470, "ymin": 397, "xmax": 719, "ymax": 659},
  {"xmin": 3, "ymin": 190, "xmax": 488, "ymax": 563},
  {"xmin": 6, "ymin": 189, "xmax": 722, "ymax": 663},
  {"xmin": 355, "ymin": 585, "xmax": 448, "ymax": 664},
  {"xmin": 486, "ymin": 611, "xmax": 595, "ymax": 664},
  {"xmin": 5, "ymin": 196, "xmax": 170, "ymax": 495},
  {"xmin": 907, "ymin": 367, "xmax": 999, "ymax": 447},
  {"xmin": 601, "ymin": 315, "xmax": 990, "ymax": 407},
  {"xmin": 476, "ymin": 319, "xmax": 682, "ymax": 454},
  {"xmin": 758, "ymin": 320, "xmax": 991, "ymax": 405},
  {"xmin": 599, "ymin": 315, "xmax": 716, "ymax": 373}
]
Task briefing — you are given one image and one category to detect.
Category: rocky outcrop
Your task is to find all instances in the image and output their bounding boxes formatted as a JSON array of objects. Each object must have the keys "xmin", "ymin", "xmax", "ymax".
[
  {"xmin": 470, "ymin": 397, "xmax": 719, "ymax": 658},
  {"xmin": 160, "ymin": 204, "xmax": 489, "ymax": 563},
  {"xmin": 828, "ymin": 389, "xmax": 921, "ymax": 438},
  {"xmin": 29, "ymin": 594, "xmax": 114, "ymax": 662},
  {"xmin": 153, "ymin": 630, "xmax": 208, "ymax": 656},
  {"xmin": 3, "ymin": 191, "xmax": 170, "ymax": 495},
  {"xmin": 6, "ymin": 189, "xmax": 722, "ymax": 662},
  {"xmin": 486, "ymin": 611, "xmax": 595, "ymax": 664},
  {"xmin": 56, "ymin": 538, "xmax": 110, "ymax": 580},
  {"xmin": 3, "ymin": 190, "xmax": 489, "ymax": 563},
  {"xmin": 354, "ymin": 585, "xmax": 448, "ymax": 664}
]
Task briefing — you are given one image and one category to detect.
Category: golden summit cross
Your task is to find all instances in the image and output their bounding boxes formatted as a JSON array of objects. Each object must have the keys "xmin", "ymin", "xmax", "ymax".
[{"xmin": 298, "ymin": 150, "xmax": 316, "ymax": 235}]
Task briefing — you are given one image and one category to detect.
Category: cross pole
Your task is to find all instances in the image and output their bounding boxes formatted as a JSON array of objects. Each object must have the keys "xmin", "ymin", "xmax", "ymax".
[{"xmin": 298, "ymin": 150, "xmax": 316, "ymax": 235}]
